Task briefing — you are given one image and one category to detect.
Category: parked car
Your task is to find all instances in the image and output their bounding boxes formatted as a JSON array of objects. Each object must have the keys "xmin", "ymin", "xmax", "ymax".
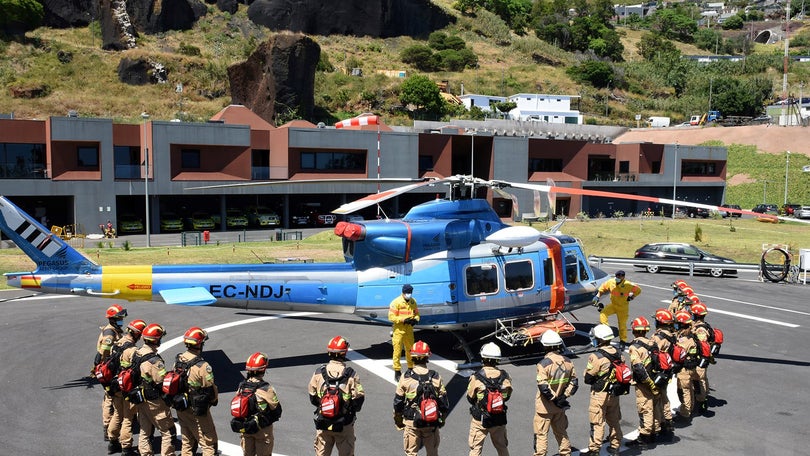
[
  {"xmin": 315, "ymin": 214, "xmax": 337, "ymax": 226},
  {"xmin": 117, "ymin": 214, "xmax": 144, "ymax": 234},
  {"xmin": 633, "ymin": 242, "xmax": 738, "ymax": 278},
  {"xmin": 225, "ymin": 208, "xmax": 249, "ymax": 229},
  {"xmin": 661, "ymin": 205, "xmax": 709, "ymax": 218},
  {"xmin": 782, "ymin": 204, "xmax": 801, "ymax": 216},
  {"xmin": 719, "ymin": 204, "xmax": 742, "ymax": 218},
  {"xmin": 796, "ymin": 206, "xmax": 810, "ymax": 219},
  {"xmin": 159, "ymin": 212, "xmax": 184, "ymax": 232},
  {"xmin": 185, "ymin": 211, "xmax": 215, "ymax": 231},
  {"xmin": 752, "ymin": 204, "xmax": 778, "ymax": 214},
  {"xmin": 245, "ymin": 206, "xmax": 280, "ymax": 228},
  {"xmin": 291, "ymin": 214, "xmax": 311, "ymax": 226}
]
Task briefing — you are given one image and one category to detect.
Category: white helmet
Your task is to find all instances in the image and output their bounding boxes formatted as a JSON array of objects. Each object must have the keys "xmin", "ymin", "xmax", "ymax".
[
  {"xmin": 480, "ymin": 342, "xmax": 502, "ymax": 360},
  {"xmin": 590, "ymin": 324, "xmax": 614, "ymax": 342},
  {"xmin": 540, "ymin": 330, "xmax": 563, "ymax": 347}
]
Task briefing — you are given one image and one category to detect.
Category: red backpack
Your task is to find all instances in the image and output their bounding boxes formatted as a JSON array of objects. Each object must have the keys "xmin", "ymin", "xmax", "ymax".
[
  {"xmin": 318, "ymin": 366, "xmax": 353, "ymax": 420},
  {"xmin": 117, "ymin": 352, "xmax": 157, "ymax": 394},
  {"xmin": 231, "ymin": 381, "xmax": 267, "ymax": 419},
  {"xmin": 475, "ymin": 371, "xmax": 507, "ymax": 415},
  {"xmin": 599, "ymin": 349, "xmax": 632, "ymax": 396},
  {"xmin": 94, "ymin": 341, "xmax": 134, "ymax": 386},
  {"xmin": 409, "ymin": 370, "xmax": 440, "ymax": 424}
]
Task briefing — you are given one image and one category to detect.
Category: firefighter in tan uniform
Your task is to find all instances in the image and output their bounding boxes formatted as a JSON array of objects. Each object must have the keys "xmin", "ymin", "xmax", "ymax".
[
  {"xmin": 593, "ymin": 270, "xmax": 641, "ymax": 346},
  {"xmin": 106, "ymin": 318, "xmax": 147, "ymax": 455},
  {"xmin": 626, "ymin": 316, "xmax": 661, "ymax": 449},
  {"xmin": 651, "ymin": 309, "xmax": 677, "ymax": 441},
  {"xmin": 95, "ymin": 304, "xmax": 127, "ymax": 442},
  {"xmin": 690, "ymin": 301, "xmax": 714, "ymax": 414},
  {"xmin": 122, "ymin": 323, "xmax": 176, "ymax": 456},
  {"xmin": 533, "ymin": 331, "xmax": 578, "ymax": 456},
  {"xmin": 308, "ymin": 336, "xmax": 365, "ymax": 456},
  {"xmin": 389, "ymin": 284, "xmax": 420, "ymax": 381},
  {"xmin": 466, "ymin": 342, "xmax": 512, "ymax": 456},
  {"xmin": 233, "ymin": 352, "xmax": 282, "ymax": 456},
  {"xmin": 175, "ymin": 326, "xmax": 219, "ymax": 456},
  {"xmin": 582, "ymin": 324, "xmax": 624, "ymax": 456},
  {"xmin": 668, "ymin": 280, "xmax": 694, "ymax": 315},
  {"xmin": 673, "ymin": 310, "xmax": 700, "ymax": 425},
  {"xmin": 393, "ymin": 341, "xmax": 449, "ymax": 456}
]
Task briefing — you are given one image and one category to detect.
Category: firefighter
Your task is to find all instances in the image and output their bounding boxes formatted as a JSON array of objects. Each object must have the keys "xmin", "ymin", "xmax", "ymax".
[
  {"xmin": 690, "ymin": 301, "xmax": 714, "ymax": 413},
  {"xmin": 592, "ymin": 270, "xmax": 641, "ymax": 347},
  {"xmin": 106, "ymin": 318, "xmax": 147, "ymax": 454},
  {"xmin": 95, "ymin": 303, "xmax": 127, "ymax": 442},
  {"xmin": 467, "ymin": 342, "xmax": 512, "ymax": 456},
  {"xmin": 673, "ymin": 310, "xmax": 700, "ymax": 425},
  {"xmin": 650, "ymin": 309, "xmax": 677, "ymax": 441},
  {"xmin": 176, "ymin": 326, "xmax": 219, "ymax": 456},
  {"xmin": 533, "ymin": 330, "xmax": 578, "ymax": 456},
  {"xmin": 122, "ymin": 323, "xmax": 175, "ymax": 456},
  {"xmin": 668, "ymin": 281, "xmax": 695, "ymax": 315},
  {"xmin": 393, "ymin": 341, "xmax": 449, "ymax": 456},
  {"xmin": 308, "ymin": 336, "xmax": 365, "ymax": 456},
  {"xmin": 237, "ymin": 352, "xmax": 282, "ymax": 456},
  {"xmin": 389, "ymin": 284, "xmax": 420, "ymax": 381},
  {"xmin": 582, "ymin": 324, "xmax": 624, "ymax": 456},
  {"xmin": 626, "ymin": 316, "xmax": 661, "ymax": 449}
]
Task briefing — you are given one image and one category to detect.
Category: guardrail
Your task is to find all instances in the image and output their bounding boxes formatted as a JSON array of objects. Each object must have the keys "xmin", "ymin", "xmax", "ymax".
[{"xmin": 588, "ymin": 255, "xmax": 761, "ymax": 276}]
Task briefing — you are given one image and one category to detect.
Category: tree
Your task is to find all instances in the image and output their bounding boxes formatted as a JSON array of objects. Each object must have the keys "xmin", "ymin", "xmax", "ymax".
[
  {"xmin": 694, "ymin": 28, "xmax": 724, "ymax": 52},
  {"xmin": 400, "ymin": 45, "xmax": 441, "ymax": 72},
  {"xmin": 0, "ymin": 0, "xmax": 44, "ymax": 36},
  {"xmin": 721, "ymin": 14, "xmax": 744, "ymax": 30},
  {"xmin": 637, "ymin": 32, "xmax": 680, "ymax": 61},
  {"xmin": 566, "ymin": 59, "xmax": 615, "ymax": 88},
  {"xmin": 400, "ymin": 75, "xmax": 446, "ymax": 119},
  {"xmin": 651, "ymin": 8, "xmax": 698, "ymax": 42}
]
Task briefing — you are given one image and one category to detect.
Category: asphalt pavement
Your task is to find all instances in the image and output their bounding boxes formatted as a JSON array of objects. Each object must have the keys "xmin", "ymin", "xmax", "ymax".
[{"xmin": 0, "ymin": 268, "xmax": 808, "ymax": 455}]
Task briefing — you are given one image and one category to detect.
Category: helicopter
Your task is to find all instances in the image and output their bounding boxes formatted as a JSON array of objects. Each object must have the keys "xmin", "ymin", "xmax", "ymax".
[{"xmin": 0, "ymin": 175, "xmax": 799, "ymax": 358}]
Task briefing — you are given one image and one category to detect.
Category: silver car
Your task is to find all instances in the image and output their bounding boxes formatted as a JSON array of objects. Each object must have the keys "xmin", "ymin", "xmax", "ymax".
[{"xmin": 797, "ymin": 206, "xmax": 810, "ymax": 219}]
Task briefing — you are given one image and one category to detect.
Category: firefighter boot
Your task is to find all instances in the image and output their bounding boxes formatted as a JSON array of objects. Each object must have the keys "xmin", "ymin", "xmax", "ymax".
[
  {"xmin": 121, "ymin": 448, "xmax": 139, "ymax": 456},
  {"xmin": 107, "ymin": 439, "xmax": 122, "ymax": 454}
]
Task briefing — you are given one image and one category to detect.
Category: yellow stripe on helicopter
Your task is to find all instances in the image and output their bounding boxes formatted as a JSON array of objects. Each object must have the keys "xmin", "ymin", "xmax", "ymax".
[{"xmin": 101, "ymin": 265, "xmax": 153, "ymax": 301}]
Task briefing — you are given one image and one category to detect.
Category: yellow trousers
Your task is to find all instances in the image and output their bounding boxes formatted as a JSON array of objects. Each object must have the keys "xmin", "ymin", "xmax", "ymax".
[
  {"xmin": 392, "ymin": 326, "xmax": 415, "ymax": 372},
  {"xmin": 600, "ymin": 302, "xmax": 629, "ymax": 342}
]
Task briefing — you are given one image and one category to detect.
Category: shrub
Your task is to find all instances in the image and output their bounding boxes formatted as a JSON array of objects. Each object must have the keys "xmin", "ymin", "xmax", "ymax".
[
  {"xmin": 694, "ymin": 223, "xmax": 703, "ymax": 242},
  {"xmin": 178, "ymin": 42, "xmax": 202, "ymax": 57}
]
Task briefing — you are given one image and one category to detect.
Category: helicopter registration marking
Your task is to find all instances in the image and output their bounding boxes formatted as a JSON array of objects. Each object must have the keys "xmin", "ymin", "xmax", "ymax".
[{"xmin": 209, "ymin": 284, "xmax": 288, "ymax": 299}]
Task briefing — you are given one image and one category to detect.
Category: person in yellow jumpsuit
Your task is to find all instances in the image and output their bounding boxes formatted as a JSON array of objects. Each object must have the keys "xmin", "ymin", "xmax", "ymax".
[
  {"xmin": 593, "ymin": 270, "xmax": 642, "ymax": 347},
  {"xmin": 389, "ymin": 284, "xmax": 420, "ymax": 381}
]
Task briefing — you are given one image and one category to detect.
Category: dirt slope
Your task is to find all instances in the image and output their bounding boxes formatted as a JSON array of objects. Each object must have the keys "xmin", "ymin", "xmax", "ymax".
[{"xmin": 614, "ymin": 124, "xmax": 806, "ymax": 156}]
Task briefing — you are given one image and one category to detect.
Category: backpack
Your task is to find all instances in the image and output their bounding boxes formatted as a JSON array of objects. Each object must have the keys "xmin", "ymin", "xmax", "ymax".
[
  {"xmin": 318, "ymin": 366, "xmax": 354, "ymax": 420},
  {"xmin": 711, "ymin": 328, "xmax": 724, "ymax": 356},
  {"xmin": 408, "ymin": 370, "xmax": 441, "ymax": 426},
  {"xmin": 475, "ymin": 370, "xmax": 507, "ymax": 415},
  {"xmin": 94, "ymin": 340, "xmax": 134, "ymax": 386},
  {"xmin": 231, "ymin": 380, "xmax": 268, "ymax": 419},
  {"xmin": 117, "ymin": 351, "xmax": 158, "ymax": 397},
  {"xmin": 162, "ymin": 355, "xmax": 202, "ymax": 409},
  {"xmin": 598, "ymin": 349, "xmax": 632, "ymax": 396}
]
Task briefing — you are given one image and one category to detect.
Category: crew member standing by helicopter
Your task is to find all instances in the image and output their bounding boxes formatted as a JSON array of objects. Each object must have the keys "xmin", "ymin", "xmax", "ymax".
[
  {"xmin": 534, "ymin": 331, "xmax": 578, "ymax": 456},
  {"xmin": 593, "ymin": 270, "xmax": 641, "ymax": 348},
  {"xmin": 95, "ymin": 304, "xmax": 127, "ymax": 443},
  {"xmin": 467, "ymin": 342, "xmax": 512, "ymax": 456},
  {"xmin": 389, "ymin": 284, "xmax": 420, "ymax": 382}
]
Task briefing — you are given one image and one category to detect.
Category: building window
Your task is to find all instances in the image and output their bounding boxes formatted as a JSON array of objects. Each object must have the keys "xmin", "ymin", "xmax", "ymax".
[
  {"xmin": 652, "ymin": 161, "xmax": 661, "ymax": 173},
  {"xmin": 529, "ymin": 158, "xmax": 563, "ymax": 172},
  {"xmin": 419, "ymin": 155, "xmax": 434, "ymax": 173},
  {"xmin": 619, "ymin": 161, "xmax": 630, "ymax": 173},
  {"xmin": 300, "ymin": 150, "xmax": 365, "ymax": 172},
  {"xmin": 0, "ymin": 143, "xmax": 46, "ymax": 178},
  {"xmin": 114, "ymin": 146, "xmax": 140, "ymax": 179},
  {"xmin": 682, "ymin": 161, "xmax": 717, "ymax": 176},
  {"xmin": 252, "ymin": 149, "xmax": 269, "ymax": 180},
  {"xmin": 77, "ymin": 146, "xmax": 99, "ymax": 169},
  {"xmin": 181, "ymin": 149, "xmax": 201, "ymax": 169}
]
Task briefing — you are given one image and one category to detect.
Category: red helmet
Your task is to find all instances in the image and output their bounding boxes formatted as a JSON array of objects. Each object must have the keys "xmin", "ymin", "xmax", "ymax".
[
  {"xmin": 688, "ymin": 294, "xmax": 701, "ymax": 305},
  {"xmin": 105, "ymin": 304, "xmax": 127, "ymax": 319},
  {"xmin": 142, "ymin": 323, "xmax": 166, "ymax": 343},
  {"xmin": 410, "ymin": 340, "xmax": 431, "ymax": 358},
  {"xmin": 183, "ymin": 327, "xmax": 209, "ymax": 346},
  {"xmin": 631, "ymin": 316, "xmax": 650, "ymax": 332},
  {"xmin": 327, "ymin": 336, "xmax": 349, "ymax": 354},
  {"xmin": 246, "ymin": 352, "xmax": 269, "ymax": 372},
  {"xmin": 675, "ymin": 310, "xmax": 693, "ymax": 324},
  {"xmin": 691, "ymin": 302, "xmax": 708, "ymax": 316},
  {"xmin": 671, "ymin": 280, "xmax": 689, "ymax": 290},
  {"xmin": 655, "ymin": 309, "xmax": 674, "ymax": 324},
  {"xmin": 127, "ymin": 319, "xmax": 147, "ymax": 335},
  {"xmin": 680, "ymin": 286, "xmax": 695, "ymax": 297}
]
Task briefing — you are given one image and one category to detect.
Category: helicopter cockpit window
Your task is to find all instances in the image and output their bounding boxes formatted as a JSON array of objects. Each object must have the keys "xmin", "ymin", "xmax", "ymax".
[
  {"xmin": 565, "ymin": 251, "xmax": 579, "ymax": 284},
  {"xmin": 578, "ymin": 258, "xmax": 591, "ymax": 281},
  {"xmin": 465, "ymin": 264, "xmax": 499, "ymax": 296},
  {"xmin": 504, "ymin": 260, "xmax": 533, "ymax": 292},
  {"xmin": 543, "ymin": 258, "xmax": 553, "ymax": 286}
]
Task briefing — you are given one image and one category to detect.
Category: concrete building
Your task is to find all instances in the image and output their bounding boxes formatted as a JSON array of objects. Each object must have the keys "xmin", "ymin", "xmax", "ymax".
[
  {"xmin": 0, "ymin": 106, "xmax": 726, "ymax": 235},
  {"xmin": 506, "ymin": 94, "xmax": 583, "ymax": 124}
]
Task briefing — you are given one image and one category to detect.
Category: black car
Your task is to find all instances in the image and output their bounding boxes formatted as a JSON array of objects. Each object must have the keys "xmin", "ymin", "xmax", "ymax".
[
  {"xmin": 752, "ymin": 204, "xmax": 778, "ymax": 214},
  {"xmin": 661, "ymin": 205, "xmax": 709, "ymax": 218},
  {"xmin": 720, "ymin": 204, "xmax": 742, "ymax": 218},
  {"xmin": 633, "ymin": 242, "xmax": 737, "ymax": 277}
]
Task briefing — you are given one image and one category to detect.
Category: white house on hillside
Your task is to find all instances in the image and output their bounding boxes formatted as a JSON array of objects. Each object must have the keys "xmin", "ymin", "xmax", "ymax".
[
  {"xmin": 458, "ymin": 94, "xmax": 507, "ymax": 113},
  {"xmin": 506, "ymin": 93, "xmax": 583, "ymax": 124}
]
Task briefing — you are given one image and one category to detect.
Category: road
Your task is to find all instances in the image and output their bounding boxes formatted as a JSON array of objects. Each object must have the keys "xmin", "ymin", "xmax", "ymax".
[{"xmin": 0, "ymin": 269, "xmax": 807, "ymax": 455}]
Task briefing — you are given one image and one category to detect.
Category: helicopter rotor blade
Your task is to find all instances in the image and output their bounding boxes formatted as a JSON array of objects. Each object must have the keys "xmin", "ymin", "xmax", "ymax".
[
  {"xmin": 332, "ymin": 177, "xmax": 455, "ymax": 214},
  {"xmin": 186, "ymin": 178, "xmax": 427, "ymax": 191}
]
